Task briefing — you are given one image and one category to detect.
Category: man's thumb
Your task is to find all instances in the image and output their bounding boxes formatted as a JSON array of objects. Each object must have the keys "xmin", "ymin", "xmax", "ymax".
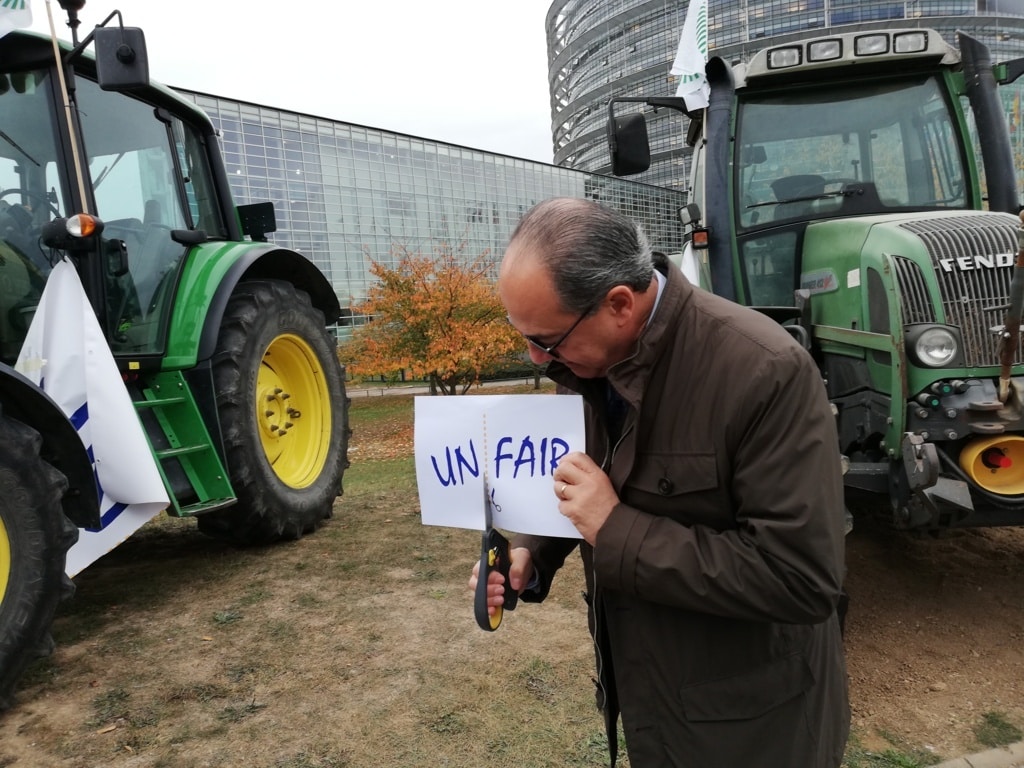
[{"xmin": 508, "ymin": 547, "xmax": 533, "ymax": 592}]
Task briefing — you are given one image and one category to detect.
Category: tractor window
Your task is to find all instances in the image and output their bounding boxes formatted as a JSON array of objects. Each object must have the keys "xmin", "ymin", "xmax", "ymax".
[
  {"xmin": 0, "ymin": 66, "xmax": 66, "ymax": 361},
  {"xmin": 740, "ymin": 230, "xmax": 798, "ymax": 306},
  {"xmin": 73, "ymin": 78, "xmax": 203, "ymax": 355},
  {"xmin": 736, "ymin": 76, "xmax": 968, "ymax": 230},
  {"xmin": 171, "ymin": 117, "xmax": 227, "ymax": 239}
]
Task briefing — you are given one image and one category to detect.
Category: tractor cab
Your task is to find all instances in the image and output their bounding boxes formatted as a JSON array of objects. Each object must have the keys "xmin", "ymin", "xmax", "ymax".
[{"xmin": 0, "ymin": 30, "xmax": 227, "ymax": 364}]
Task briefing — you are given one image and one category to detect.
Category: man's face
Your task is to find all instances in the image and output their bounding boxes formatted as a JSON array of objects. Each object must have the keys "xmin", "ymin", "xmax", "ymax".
[{"xmin": 499, "ymin": 246, "xmax": 613, "ymax": 379}]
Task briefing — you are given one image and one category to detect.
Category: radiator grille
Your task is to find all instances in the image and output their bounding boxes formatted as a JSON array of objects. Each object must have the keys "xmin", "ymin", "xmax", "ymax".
[
  {"xmin": 892, "ymin": 256, "xmax": 935, "ymax": 324},
  {"xmin": 898, "ymin": 214, "xmax": 1020, "ymax": 368}
]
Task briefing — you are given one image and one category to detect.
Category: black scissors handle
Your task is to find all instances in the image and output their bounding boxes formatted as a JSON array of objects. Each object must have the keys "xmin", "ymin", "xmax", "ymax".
[{"xmin": 474, "ymin": 527, "xmax": 518, "ymax": 631}]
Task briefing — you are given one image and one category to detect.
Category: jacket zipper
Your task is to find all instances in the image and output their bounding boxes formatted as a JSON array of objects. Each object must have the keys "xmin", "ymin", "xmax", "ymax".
[
  {"xmin": 594, "ymin": 411, "xmax": 632, "ymax": 766},
  {"xmin": 601, "ymin": 418, "xmax": 633, "ymax": 472},
  {"xmin": 589, "ymin": 572, "xmax": 616, "ymax": 767}
]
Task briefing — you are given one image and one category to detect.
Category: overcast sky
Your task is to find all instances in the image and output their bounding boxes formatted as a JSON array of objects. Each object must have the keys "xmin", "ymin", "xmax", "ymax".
[{"xmin": 27, "ymin": 0, "xmax": 556, "ymax": 163}]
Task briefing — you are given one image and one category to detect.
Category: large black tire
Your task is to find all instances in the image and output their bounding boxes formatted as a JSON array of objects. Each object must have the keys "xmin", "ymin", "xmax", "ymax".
[
  {"xmin": 198, "ymin": 279, "xmax": 349, "ymax": 544},
  {"xmin": 0, "ymin": 412, "xmax": 77, "ymax": 710}
]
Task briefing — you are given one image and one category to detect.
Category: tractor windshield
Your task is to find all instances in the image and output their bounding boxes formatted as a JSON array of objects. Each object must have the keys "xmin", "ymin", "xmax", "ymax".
[
  {"xmin": 0, "ymin": 66, "xmax": 65, "ymax": 362},
  {"xmin": 735, "ymin": 75, "xmax": 968, "ymax": 230}
]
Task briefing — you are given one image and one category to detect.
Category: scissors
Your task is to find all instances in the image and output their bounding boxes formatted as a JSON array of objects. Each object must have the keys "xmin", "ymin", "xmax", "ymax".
[{"xmin": 473, "ymin": 483, "xmax": 518, "ymax": 631}]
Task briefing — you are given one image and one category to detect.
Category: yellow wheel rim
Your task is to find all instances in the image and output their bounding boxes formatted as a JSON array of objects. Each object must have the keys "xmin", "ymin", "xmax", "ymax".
[
  {"xmin": 255, "ymin": 333, "xmax": 332, "ymax": 488},
  {"xmin": 0, "ymin": 513, "xmax": 10, "ymax": 604}
]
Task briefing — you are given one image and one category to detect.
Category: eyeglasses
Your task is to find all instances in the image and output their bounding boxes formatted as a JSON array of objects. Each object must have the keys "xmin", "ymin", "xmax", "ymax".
[{"xmin": 518, "ymin": 303, "xmax": 595, "ymax": 359}]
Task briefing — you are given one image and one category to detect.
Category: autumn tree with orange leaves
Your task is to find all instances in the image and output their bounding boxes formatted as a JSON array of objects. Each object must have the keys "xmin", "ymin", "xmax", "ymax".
[{"xmin": 341, "ymin": 243, "xmax": 526, "ymax": 395}]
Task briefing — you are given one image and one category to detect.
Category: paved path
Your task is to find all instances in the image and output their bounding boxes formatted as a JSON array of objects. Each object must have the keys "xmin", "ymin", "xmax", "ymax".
[
  {"xmin": 346, "ymin": 377, "xmax": 543, "ymax": 398},
  {"xmin": 931, "ymin": 741, "xmax": 1024, "ymax": 768}
]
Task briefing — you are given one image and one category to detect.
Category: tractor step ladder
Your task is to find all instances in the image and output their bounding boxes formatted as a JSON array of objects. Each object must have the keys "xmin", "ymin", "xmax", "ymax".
[{"xmin": 133, "ymin": 370, "xmax": 236, "ymax": 517}]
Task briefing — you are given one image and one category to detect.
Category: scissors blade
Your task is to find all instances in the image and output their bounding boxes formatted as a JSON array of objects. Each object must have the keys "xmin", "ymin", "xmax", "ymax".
[
  {"xmin": 483, "ymin": 481, "xmax": 494, "ymax": 530},
  {"xmin": 474, "ymin": 479, "xmax": 517, "ymax": 631}
]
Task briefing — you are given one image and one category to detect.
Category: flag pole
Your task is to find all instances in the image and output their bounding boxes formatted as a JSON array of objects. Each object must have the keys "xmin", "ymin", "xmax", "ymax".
[{"xmin": 44, "ymin": 0, "xmax": 90, "ymax": 213}]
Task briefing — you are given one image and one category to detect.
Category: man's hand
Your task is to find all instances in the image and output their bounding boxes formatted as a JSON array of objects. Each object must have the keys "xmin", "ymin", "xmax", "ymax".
[
  {"xmin": 553, "ymin": 451, "xmax": 618, "ymax": 545},
  {"xmin": 468, "ymin": 546, "xmax": 533, "ymax": 617}
]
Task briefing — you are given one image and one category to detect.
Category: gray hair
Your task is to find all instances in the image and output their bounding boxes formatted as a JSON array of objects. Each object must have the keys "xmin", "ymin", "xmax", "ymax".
[{"xmin": 508, "ymin": 197, "xmax": 654, "ymax": 315}]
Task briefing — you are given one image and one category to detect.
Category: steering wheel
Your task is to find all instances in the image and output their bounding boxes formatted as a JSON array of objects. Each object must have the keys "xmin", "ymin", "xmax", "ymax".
[{"xmin": 0, "ymin": 188, "xmax": 62, "ymax": 218}]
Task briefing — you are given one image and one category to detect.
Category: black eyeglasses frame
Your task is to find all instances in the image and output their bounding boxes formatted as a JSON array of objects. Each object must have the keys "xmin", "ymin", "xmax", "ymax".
[{"xmin": 518, "ymin": 302, "xmax": 596, "ymax": 359}]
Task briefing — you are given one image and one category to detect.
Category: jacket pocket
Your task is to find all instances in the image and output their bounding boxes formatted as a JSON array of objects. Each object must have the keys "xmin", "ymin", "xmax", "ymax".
[
  {"xmin": 630, "ymin": 451, "xmax": 717, "ymax": 494},
  {"xmin": 623, "ymin": 451, "xmax": 722, "ymax": 525},
  {"xmin": 678, "ymin": 653, "xmax": 814, "ymax": 722}
]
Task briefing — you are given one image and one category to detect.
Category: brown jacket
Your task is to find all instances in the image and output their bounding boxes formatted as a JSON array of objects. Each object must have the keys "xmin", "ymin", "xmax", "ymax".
[{"xmin": 513, "ymin": 261, "xmax": 850, "ymax": 767}]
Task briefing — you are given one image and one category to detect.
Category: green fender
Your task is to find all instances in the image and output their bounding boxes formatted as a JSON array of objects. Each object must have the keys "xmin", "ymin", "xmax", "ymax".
[{"xmin": 162, "ymin": 242, "xmax": 340, "ymax": 368}]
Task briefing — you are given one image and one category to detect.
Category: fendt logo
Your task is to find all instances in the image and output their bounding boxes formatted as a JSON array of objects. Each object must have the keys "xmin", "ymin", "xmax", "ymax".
[{"xmin": 938, "ymin": 252, "xmax": 1015, "ymax": 273}]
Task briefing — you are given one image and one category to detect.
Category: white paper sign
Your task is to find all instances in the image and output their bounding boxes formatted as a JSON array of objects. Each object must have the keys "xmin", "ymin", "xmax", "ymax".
[{"xmin": 414, "ymin": 394, "xmax": 585, "ymax": 538}]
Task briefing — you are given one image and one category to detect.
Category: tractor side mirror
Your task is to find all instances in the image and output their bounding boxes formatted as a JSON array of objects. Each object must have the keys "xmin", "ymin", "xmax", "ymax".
[
  {"xmin": 609, "ymin": 113, "xmax": 652, "ymax": 176},
  {"xmin": 94, "ymin": 26, "xmax": 150, "ymax": 90}
]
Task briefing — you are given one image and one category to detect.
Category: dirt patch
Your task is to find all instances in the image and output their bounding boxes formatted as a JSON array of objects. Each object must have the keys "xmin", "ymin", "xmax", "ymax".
[
  {"xmin": 843, "ymin": 515, "xmax": 1024, "ymax": 759},
  {"xmin": 1, "ymin": 384, "xmax": 1023, "ymax": 766}
]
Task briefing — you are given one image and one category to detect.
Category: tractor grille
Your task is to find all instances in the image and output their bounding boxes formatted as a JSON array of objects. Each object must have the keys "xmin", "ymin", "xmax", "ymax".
[
  {"xmin": 898, "ymin": 214, "xmax": 1020, "ymax": 368},
  {"xmin": 892, "ymin": 256, "xmax": 935, "ymax": 324}
]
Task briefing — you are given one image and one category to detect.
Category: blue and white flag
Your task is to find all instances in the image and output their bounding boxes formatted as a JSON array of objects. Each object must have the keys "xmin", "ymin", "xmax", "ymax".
[
  {"xmin": 670, "ymin": 0, "xmax": 710, "ymax": 111},
  {"xmin": 0, "ymin": 0, "xmax": 31, "ymax": 39},
  {"xmin": 16, "ymin": 259, "xmax": 169, "ymax": 577}
]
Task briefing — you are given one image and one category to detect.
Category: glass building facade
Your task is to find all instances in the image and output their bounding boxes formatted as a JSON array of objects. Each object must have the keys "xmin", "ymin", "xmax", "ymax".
[
  {"xmin": 176, "ymin": 91, "xmax": 688, "ymax": 333},
  {"xmin": 547, "ymin": 0, "xmax": 1024, "ymax": 192}
]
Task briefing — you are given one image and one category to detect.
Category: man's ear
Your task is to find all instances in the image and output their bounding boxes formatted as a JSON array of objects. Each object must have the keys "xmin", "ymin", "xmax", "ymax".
[{"xmin": 605, "ymin": 285, "xmax": 635, "ymax": 318}]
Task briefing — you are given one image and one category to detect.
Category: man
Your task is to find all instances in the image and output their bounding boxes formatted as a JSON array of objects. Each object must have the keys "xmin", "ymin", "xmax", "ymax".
[{"xmin": 472, "ymin": 197, "xmax": 850, "ymax": 767}]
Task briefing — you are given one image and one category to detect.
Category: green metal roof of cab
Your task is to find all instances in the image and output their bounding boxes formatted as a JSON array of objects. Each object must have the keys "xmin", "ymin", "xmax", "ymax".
[{"xmin": 0, "ymin": 29, "xmax": 215, "ymax": 134}]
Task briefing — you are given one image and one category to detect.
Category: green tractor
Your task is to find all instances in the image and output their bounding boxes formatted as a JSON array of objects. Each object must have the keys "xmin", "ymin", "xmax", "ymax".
[
  {"xmin": 610, "ymin": 27, "xmax": 1024, "ymax": 532},
  {"xmin": 0, "ymin": 4, "xmax": 349, "ymax": 707}
]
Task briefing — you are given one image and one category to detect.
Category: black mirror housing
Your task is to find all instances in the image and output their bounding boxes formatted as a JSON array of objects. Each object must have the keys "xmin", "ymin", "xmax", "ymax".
[
  {"xmin": 609, "ymin": 113, "xmax": 652, "ymax": 176},
  {"xmin": 94, "ymin": 26, "xmax": 149, "ymax": 90}
]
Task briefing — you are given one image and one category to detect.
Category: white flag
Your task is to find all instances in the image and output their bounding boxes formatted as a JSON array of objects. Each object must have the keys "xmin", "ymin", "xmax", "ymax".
[
  {"xmin": 0, "ymin": 0, "xmax": 31, "ymax": 39},
  {"xmin": 16, "ymin": 259, "xmax": 169, "ymax": 577},
  {"xmin": 670, "ymin": 0, "xmax": 710, "ymax": 111}
]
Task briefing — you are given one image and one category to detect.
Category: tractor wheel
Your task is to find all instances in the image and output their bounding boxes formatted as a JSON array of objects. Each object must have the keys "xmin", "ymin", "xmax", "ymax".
[
  {"xmin": 0, "ymin": 412, "xmax": 77, "ymax": 710},
  {"xmin": 198, "ymin": 279, "xmax": 349, "ymax": 544}
]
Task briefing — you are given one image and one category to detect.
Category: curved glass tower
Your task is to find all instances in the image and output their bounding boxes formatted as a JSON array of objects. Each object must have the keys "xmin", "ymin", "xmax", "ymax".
[{"xmin": 547, "ymin": 0, "xmax": 1024, "ymax": 193}]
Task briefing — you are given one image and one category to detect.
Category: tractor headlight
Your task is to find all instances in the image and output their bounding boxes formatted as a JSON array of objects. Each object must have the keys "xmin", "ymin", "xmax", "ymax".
[
  {"xmin": 767, "ymin": 46, "xmax": 801, "ymax": 69},
  {"xmin": 906, "ymin": 325, "xmax": 961, "ymax": 368}
]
